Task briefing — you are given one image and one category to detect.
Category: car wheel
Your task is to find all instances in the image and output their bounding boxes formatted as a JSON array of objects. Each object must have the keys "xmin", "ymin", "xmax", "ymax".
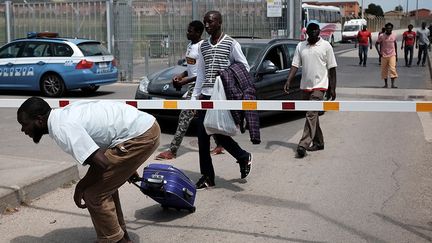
[
  {"xmin": 81, "ymin": 85, "xmax": 100, "ymax": 94},
  {"xmin": 40, "ymin": 73, "xmax": 65, "ymax": 97}
]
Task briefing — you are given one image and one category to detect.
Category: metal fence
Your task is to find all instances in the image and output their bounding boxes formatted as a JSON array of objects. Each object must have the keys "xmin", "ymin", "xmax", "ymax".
[{"xmin": 1, "ymin": 0, "xmax": 430, "ymax": 82}]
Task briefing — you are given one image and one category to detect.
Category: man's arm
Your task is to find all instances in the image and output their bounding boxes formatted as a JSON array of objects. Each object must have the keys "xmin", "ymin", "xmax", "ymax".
[
  {"xmin": 401, "ymin": 34, "xmax": 405, "ymax": 49},
  {"xmin": 73, "ymin": 149, "xmax": 110, "ymax": 209},
  {"xmin": 327, "ymin": 67, "xmax": 337, "ymax": 100},
  {"xmin": 375, "ymin": 41, "xmax": 381, "ymax": 56},
  {"xmin": 284, "ymin": 66, "xmax": 298, "ymax": 94},
  {"xmin": 394, "ymin": 40, "xmax": 398, "ymax": 60},
  {"xmin": 231, "ymin": 41, "xmax": 250, "ymax": 71},
  {"xmin": 369, "ymin": 33, "xmax": 373, "ymax": 49}
]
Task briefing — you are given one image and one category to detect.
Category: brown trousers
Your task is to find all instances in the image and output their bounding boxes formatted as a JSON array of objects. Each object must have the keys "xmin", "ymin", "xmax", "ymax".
[
  {"xmin": 298, "ymin": 90, "xmax": 324, "ymax": 149},
  {"xmin": 82, "ymin": 122, "xmax": 160, "ymax": 243}
]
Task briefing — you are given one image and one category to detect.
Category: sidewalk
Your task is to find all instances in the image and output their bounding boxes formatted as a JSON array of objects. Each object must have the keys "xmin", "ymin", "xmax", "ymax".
[{"xmin": 1, "ymin": 87, "xmax": 432, "ymax": 214}]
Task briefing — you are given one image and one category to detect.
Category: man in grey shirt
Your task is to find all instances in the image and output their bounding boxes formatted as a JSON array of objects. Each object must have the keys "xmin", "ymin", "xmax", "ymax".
[{"xmin": 416, "ymin": 22, "xmax": 430, "ymax": 66}]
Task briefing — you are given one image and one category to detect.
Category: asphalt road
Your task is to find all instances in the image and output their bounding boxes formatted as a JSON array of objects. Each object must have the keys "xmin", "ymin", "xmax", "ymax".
[{"xmin": 0, "ymin": 40, "xmax": 431, "ymax": 243}]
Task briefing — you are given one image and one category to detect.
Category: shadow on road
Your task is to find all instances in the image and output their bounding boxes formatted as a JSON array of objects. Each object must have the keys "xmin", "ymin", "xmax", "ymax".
[{"xmin": 10, "ymin": 227, "xmax": 140, "ymax": 243}]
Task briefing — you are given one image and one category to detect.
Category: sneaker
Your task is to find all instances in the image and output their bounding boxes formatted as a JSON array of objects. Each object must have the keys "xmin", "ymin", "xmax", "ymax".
[
  {"xmin": 155, "ymin": 150, "xmax": 175, "ymax": 160},
  {"xmin": 306, "ymin": 144, "xmax": 324, "ymax": 151},
  {"xmin": 195, "ymin": 176, "xmax": 215, "ymax": 190},
  {"xmin": 210, "ymin": 146, "xmax": 224, "ymax": 155},
  {"xmin": 238, "ymin": 153, "xmax": 252, "ymax": 179},
  {"xmin": 296, "ymin": 146, "xmax": 306, "ymax": 158}
]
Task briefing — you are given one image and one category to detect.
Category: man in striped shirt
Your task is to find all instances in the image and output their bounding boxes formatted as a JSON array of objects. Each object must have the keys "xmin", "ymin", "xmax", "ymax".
[{"xmin": 192, "ymin": 10, "xmax": 252, "ymax": 190}]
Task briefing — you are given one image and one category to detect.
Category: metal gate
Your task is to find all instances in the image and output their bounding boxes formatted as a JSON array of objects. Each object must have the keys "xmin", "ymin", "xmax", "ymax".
[{"xmin": 1, "ymin": 0, "xmax": 303, "ymax": 82}]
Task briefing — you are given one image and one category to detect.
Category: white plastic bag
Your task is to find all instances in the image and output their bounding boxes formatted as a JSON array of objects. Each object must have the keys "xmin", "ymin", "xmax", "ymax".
[{"xmin": 204, "ymin": 76, "xmax": 239, "ymax": 136}]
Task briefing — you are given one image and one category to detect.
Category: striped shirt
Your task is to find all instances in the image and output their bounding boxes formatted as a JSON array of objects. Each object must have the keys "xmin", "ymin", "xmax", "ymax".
[{"xmin": 192, "ymin": 34, "xmax": 249, "ymax": 99}]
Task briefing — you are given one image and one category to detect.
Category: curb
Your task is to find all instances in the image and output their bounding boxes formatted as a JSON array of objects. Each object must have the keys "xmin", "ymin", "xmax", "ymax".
[{"xmin": 0, "ymin": 162, "xmax": 79, "ymax": 214}]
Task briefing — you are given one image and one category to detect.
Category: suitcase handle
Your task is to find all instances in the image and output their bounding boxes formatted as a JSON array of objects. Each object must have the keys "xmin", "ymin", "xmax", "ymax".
[
  {"xmin": 183, "ymin": 188, "xmax": 194, "ymax": 199},
  {"xmin": 144, "ymin": 177, "xmax": 165, "ymax": 189}
]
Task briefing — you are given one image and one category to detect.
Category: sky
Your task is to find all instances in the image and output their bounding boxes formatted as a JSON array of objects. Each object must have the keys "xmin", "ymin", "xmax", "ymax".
[{"xmin": 357, "ymin": 0, "xmax": 431, "ymax": 12}]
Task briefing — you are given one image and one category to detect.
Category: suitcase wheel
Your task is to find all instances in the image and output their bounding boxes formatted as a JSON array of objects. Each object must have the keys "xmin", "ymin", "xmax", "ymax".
[{"xmin": 188, "ymin": 207, "xmax": 196, "ymax": 213}]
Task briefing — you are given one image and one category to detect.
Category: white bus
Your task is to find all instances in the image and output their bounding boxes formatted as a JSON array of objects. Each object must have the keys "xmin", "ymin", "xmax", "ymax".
[{"xmin": 301, "ymin": 3, "xmax": 342, "ymax": 45}]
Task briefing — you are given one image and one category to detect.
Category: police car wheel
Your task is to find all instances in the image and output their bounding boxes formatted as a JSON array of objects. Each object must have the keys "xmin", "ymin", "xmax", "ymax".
[
  {"xmin": 40, "ymin": 73, "xmax": 65, "ymax": 97},
  {"xmin": 81, "ymin": 85, "xmax": 99, "ymax": 93}
]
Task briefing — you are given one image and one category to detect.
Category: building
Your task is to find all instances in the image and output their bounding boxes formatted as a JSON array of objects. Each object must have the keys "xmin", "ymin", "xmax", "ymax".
[
  {"xmin": 303, "ymin": 0, "xmax": 360, "ymax": 17},
  {"xmin": 384, "ymin": 10, "xmax": 404, "ymax": 18},
  {"xmin": 409, "ymin": 8, "xmax": 431, "ymax": 18}
]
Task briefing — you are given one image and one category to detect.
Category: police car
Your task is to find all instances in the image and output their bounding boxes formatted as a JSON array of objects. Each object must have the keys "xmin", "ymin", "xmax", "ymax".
[{"xmin": 0, "ymin": 32, "xmax": 118, "ymax": 97}]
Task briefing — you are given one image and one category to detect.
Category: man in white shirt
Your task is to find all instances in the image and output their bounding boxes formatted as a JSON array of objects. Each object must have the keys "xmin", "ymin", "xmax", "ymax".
[
  {"xmin": 17, "ymin": 97, "xmax": 160, "ymax": 243},
  {"xmin": 416, "ymin": 22, "xmax": 431, "ymax": 66},
  {"xmin": 155, "ymin": 20, "xmax": 224, "ymax": 160},
  {"xmin": 284, "ymin": 20, "xmax": 337, "ymax": 158}
]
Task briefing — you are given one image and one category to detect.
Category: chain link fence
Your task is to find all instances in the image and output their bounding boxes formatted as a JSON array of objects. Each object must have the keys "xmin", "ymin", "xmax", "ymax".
[{"xmin": 1, "ymin": 0, "xmax": 431, "ymax": 82}]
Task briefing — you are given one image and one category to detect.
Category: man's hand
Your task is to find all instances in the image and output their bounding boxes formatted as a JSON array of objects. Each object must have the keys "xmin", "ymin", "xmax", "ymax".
[
  {"xmin": 128, "ymin": 171, "xmax": 140, "ymax": 183},
  {"xmin": 326, "ymin": 88, "xmax": 336, "ymax": 101},
  {"xmin": 284, "ymin": 80, "xmax": 291, "ymax": 94},
  {"xmin": 73, "ymin": 186, "xmax": 86, "ymax": 209}
]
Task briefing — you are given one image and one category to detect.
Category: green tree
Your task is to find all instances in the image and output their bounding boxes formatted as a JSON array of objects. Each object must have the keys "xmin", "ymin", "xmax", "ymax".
[
  {"xmin": 365, "ymin": 3, "xmax": 384, "ymax": 16},
  {"xmin": 395, "ymin": 5, "xmax": 403, "ymax": 12}
]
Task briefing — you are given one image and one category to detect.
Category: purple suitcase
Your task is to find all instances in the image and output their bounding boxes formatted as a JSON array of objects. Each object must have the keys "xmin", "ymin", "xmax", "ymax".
[{"xmin": 135, "ymin": 163, "xmax": 196, "ymax": 213}]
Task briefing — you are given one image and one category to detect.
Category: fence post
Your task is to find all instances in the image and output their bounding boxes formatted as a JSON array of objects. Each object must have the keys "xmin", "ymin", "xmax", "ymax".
[
  {"xmin": 5, "ymin": 0, "xmax": 12, "ymax": 42},
  {"xmin": 106, "ymin": 0, "xmax": 113, "ymax": 53},
  {"xmin": 192, "ymin": 0, "xmax": 198, "ymax": 21}
]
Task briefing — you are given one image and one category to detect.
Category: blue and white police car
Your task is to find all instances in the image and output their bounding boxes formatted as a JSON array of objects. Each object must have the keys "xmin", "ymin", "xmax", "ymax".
[{"xmin": 0, "ymin": 32, "xmax": 118, "ymax": 97}]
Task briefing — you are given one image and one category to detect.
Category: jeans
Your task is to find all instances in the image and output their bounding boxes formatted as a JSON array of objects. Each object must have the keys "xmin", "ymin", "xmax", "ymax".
[
  {"xmin": 197, "ymin": 95, "xmax": 249, "ymax": 180},
  {"xmin": 358, "ymin": 45, "xmax": 369, "ymax": 65},
  {"xmin": 418, "ymin": 44, "xmax": 428, "ymax": 65},
  {"xmin": 404, "ymin": 45, "xmax": 414, "ymax": 66}
]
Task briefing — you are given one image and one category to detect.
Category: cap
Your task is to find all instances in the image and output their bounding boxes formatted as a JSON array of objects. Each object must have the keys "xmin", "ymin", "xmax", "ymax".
[{"xmin": 306, "ymin": 20, "xmax": 320, "ymax": 29}]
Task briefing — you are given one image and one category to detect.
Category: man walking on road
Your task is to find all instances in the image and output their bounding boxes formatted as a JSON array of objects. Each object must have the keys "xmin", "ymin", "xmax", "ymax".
[
  {"xmin": 284, "ymin": 20, "xmax": 337, "ymax": 158},
  {"xmin": 17, "ymin": 97, "xmax": 160, "ymax": 243},
  {"xmin": 155, "ymin": 20, "xmax": 224, "ymax": 160},
  {"xmin": 356, "ymin": 25, "xmax": 372, "ymax": 67},
  {"xmin": 416, "ymin": 22, "xmax": 430, "ymax": 67},
  {"xmin": 401, "ymin": 24, "xmax": 416, "ymax": 67},
  {"xmin": 375, "ymin": 22, "xmax": 398, "ymax": 88},
  {"xmin": 192, "ymin": 10, "xmax": 253, "ymax": 189}
]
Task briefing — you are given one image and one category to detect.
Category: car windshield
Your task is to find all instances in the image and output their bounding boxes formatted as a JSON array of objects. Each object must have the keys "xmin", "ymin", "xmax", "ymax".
[
  {"xmin": 241, "ymin": 43, "xmax": 266, "ymax": 67},
  {"xmin": 77, "ymin": 42, "xmax": 110, "ymax": 56},
  {"xmin": 343, "ymin": 25, "xmax": 360, "ymax": 31}
]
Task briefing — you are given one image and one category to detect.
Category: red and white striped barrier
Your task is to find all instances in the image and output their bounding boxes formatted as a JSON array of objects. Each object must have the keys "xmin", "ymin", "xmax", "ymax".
[{"xmin": 1, "ymin": 99, "xmax": 432, "ymax": 112}]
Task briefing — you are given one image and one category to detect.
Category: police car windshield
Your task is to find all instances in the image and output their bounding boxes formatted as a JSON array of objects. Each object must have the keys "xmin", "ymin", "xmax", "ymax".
[{"xmin": 78, "ymin": 42, "xmax": 110, "ymax": 56}]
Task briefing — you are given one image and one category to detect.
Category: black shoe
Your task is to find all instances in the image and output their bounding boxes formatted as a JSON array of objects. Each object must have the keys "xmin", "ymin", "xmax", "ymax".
[
  {"xmin": 363, "ymin": 63, "xmax": 366, "ymax": 67},
  {"xmin": 306, "ymin": 144, "xmax": 324, "ymax": 151},
  {"xmin": 238, "ymin": 153, "xmax": 252, "ymax": 179},
  {"xmin": 296, "ymin": 146, "xmax": 306, "ymax": 158},
  {"xmin": 195, "ymin": 176, "xmax": 215, "ymax": 190}
]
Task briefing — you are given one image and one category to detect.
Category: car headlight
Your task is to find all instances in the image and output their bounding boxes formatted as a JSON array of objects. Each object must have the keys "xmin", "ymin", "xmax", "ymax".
[{"xmin": 138, "ymin": 76, "xmax": 150, "ymax": 93}]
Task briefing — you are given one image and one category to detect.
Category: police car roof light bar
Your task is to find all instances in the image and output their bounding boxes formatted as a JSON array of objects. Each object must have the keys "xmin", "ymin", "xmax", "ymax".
[{"xmin": 27, "ymin": 32, "xmax": 59, "ymax": 39}]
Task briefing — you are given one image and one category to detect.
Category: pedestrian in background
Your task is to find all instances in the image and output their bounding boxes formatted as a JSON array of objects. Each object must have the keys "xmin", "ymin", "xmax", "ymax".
[
  {"xmin": 284, "ymin": 20, "xmax": 337, "ymax": 159},
  {"xmin": 155, "ymin": 20, "xmax": 224, "ymax": 160},
  {"xmin": 192, "ymin": 10, "xmax": 253, "ymax": 189},
  {"xmin": 17, "ymin": 97, "xmax": 160, "ymax": 243},
  {"xmin": 401, "ymin": 24, "xmax": 416, "ymax": 67},
  {"xmin": 416, "ymin": 22, "xmax": 430, "ymax": 67},
  {"xmin": 375, "ymin": 22, "xmax": 398, "ymax": 88},
  {"xmin": 356, "ymin": 25, "xmax": 372, "ymax": 67}
]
